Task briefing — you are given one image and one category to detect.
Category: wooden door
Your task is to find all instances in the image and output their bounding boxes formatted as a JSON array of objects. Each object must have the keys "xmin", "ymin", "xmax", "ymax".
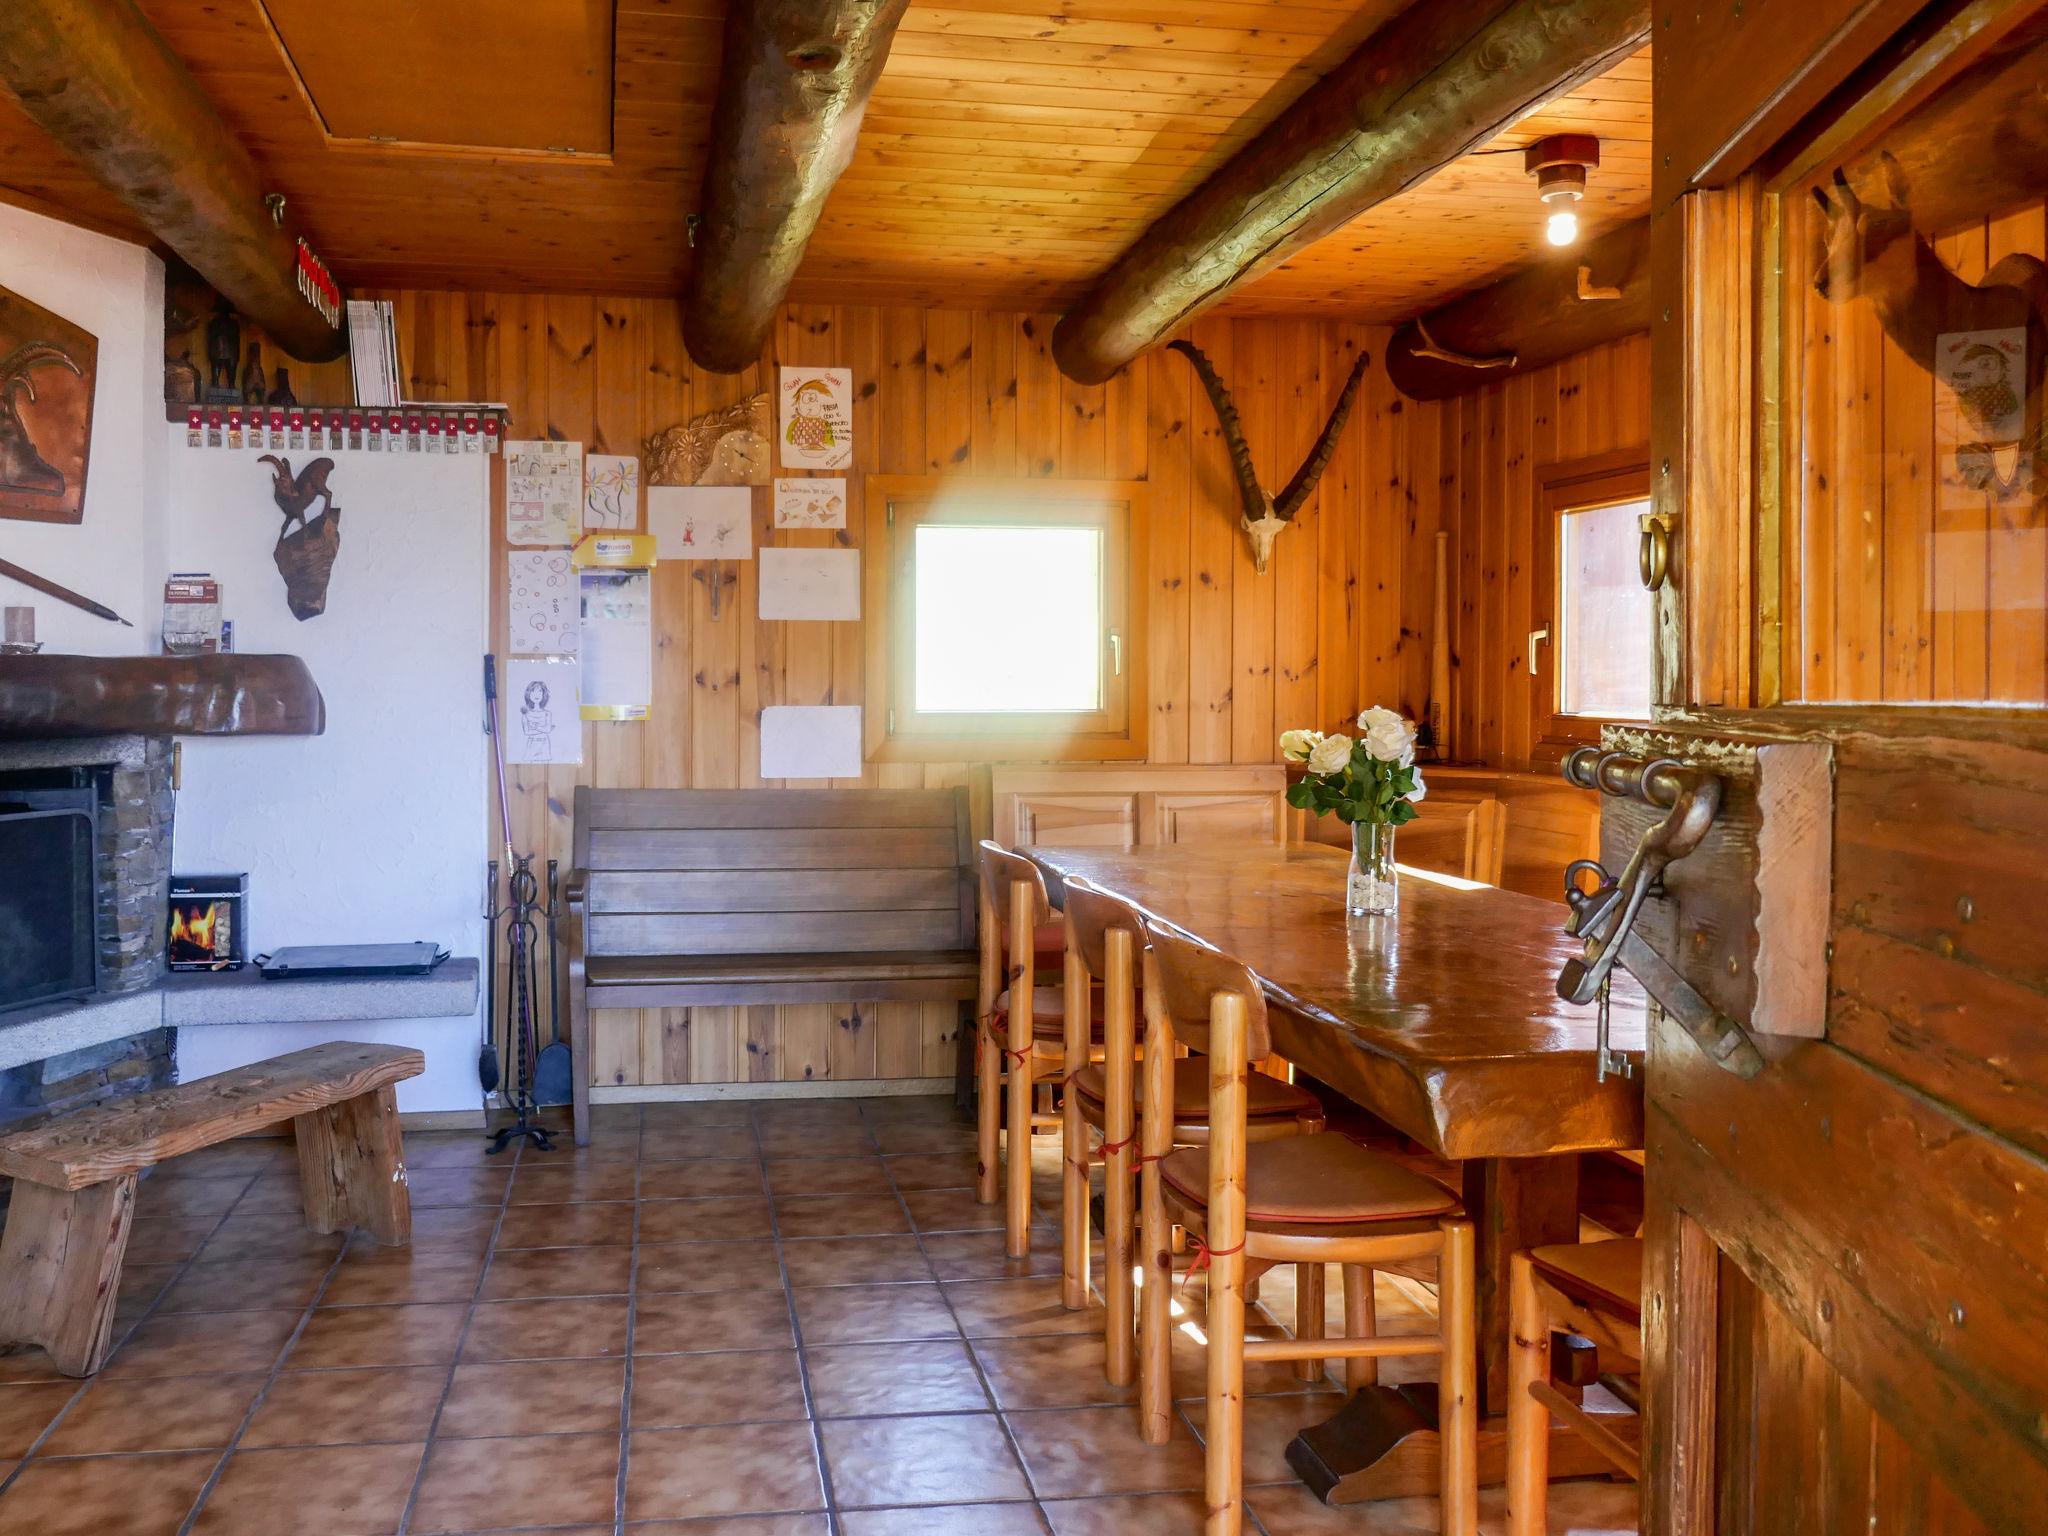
[{"xmin": 1644, "ymin": 5, "xmax": 2048, "ymax": 1530}]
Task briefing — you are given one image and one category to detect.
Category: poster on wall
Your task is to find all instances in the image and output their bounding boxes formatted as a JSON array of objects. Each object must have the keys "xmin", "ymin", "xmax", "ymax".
[
  {"xmin": 584, "ymin": 453, "xmax": 641, "ymax": 530},
  {"xmin": 649, "ymin": 485, "xmax": 753, "ymax": 559},
  {"xmin": 508, "ymin": 550, "xmax": 578, "ymax": 655},
  {"xmin": 759, "ymin": 548, "xmax": 860, "ymax": 621},
  {"xmin": 1935, "ymin": 326, "xmax": 2032, "ymax": 507},
  {"xmin": 773, "ymin": 476, "xmax": 846, "ymax": 529},
  {"xmin": 505, "ymin": 439, "xmax": 582, "ymax": 544},
  {"xmin": 0, "ymin": 284, "xmax": 98, "ymax": 525},
  {"xmin": 503, "ymin": 657, "xmax": 582, "ymax": 765},
  {"xmin": 778, "ymin": 367, "xmax": 852, "ymax": 470},
  {"xmin": 578, "ymin": 568, "xmax": 652, "ymax": 721},
  {"xmin": 761, "ymin": 705, "xmax": 863, "ymax": 779}
]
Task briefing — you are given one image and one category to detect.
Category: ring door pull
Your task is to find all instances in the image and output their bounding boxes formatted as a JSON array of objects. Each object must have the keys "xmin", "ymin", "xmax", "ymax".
[{"xmin": 1557, "ymin": 747, "xmax": 1765, "ymax": 1080}]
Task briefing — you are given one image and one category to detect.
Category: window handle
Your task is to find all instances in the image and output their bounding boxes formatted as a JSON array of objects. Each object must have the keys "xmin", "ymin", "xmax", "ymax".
[
  {"xmin": 1108, "ymin": 630, "xmax": 1122, "ymax": 677},
  {"xmin": 1527, "ymin": 626, "xmax": 1550, "ymax": 677}
]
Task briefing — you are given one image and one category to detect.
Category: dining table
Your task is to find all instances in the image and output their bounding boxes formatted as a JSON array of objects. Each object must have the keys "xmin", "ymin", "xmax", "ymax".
[{"xmin": 1023, "ymin": 840, "xmax": 1646, "ymax": 1505}]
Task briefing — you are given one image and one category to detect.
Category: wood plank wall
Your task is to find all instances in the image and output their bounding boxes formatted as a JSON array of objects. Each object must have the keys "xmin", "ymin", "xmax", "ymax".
[{"xmin": 378, "ymin": 287, "xmax": 1647, "ymax": 1086}]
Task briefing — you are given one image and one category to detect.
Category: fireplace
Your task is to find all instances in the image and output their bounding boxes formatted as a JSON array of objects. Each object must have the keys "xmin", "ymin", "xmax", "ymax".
[{"xmin": 0, "ymin": 781, "xmax": 100, "ymax": 1014}]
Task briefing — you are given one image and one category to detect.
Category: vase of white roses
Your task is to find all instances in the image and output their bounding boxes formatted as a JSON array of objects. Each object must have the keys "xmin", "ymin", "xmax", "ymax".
[{"xmin": 1281, "ymin": 707, "xmax": 1426, "ymax": 917}]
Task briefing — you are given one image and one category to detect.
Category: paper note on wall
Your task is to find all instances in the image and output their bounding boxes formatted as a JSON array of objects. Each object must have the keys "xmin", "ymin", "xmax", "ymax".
[
  {"xmin": 760, "ymin": 705, "xmax": 863, "ymax": 779},
  {"xmin": 506, "ymin": 439, "xmax": 583, "ymax": 545},
  {"xmin": 578, "ymin": 567, "xmax": 652, "ymax": 721},
  {"xmin": 503, "ymin": 657, "xmax": 582, "ymax": 764},
  {"xmin": 584, "ymin": 453, "xmax": 641, "ymax": 530},
  {"xmin": 778, "ymin": 368, "xmax": 852, "ymax": 470},
  {"xmin": 649, "ymin": 485, "xmax": 753, "ymax": 559},
  {"xmin": 773, "ymin": 476, "xmax": 846, "ymax": 529},
  {"xmin": 759, "ymin": 547, "xmax": 860, "ymax": 621},
  {"xmin": 508, "ymin": 550, "xmax": 578, "ymax": 655}
]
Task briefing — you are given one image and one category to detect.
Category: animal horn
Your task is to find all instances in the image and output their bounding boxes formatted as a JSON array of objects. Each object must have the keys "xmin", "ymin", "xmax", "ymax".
[
  {"xmin": 0, "ymin": 342, "xmax": 80, "ymax": 402},
  {"xmin": 1168, "ymin": 338, "xmax": 1268, "ymax": 527},
  {"xmin": 1273, "ymin": 350, "xmax": 1370, "ymax": 521}
]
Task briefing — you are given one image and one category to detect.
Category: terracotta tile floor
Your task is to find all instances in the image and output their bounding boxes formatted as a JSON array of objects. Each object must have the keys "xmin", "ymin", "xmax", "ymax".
[{"xmin": 0, "ymin": 1096, "xmax": 1638, "ymax": 1535}]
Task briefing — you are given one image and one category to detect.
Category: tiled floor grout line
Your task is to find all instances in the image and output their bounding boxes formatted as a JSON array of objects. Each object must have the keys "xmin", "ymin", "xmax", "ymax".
[
  {"xmin": 611, "ymin": 1103, "xmax": 645, "ymax": 1536},
  {"xmin": 0, "ymin": 1155, "xmax": 275, "ymax": 1501},
  {"xmin": 391, "ymin": 1120, "xmax": 530, "ymax": 1536}
]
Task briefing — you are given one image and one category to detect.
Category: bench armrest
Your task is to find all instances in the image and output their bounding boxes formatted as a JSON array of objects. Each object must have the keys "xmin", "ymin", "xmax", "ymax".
[{"xmin": 563, "ymin": 869, "xmax": 588, "ymax": 908}]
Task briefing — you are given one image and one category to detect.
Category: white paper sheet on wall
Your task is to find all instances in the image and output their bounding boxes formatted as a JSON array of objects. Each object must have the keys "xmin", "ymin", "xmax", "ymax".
[
  {"xmin": 759, "ymin": 547, "xmax": 860, "ymax": 621},
  {"xmin": 773, "ymin": 476, "xmax": 846, "ymax": 529},
  {"xmin": 503, "ymin": 657, "xmax": 582, "ymax": 764},
  {"xmin": 507, "ymin": 550, "xmax": 578, "ymax": 655},
  {"xmin": 578, "ymin": 567, "xmax": 653, "ymax": 721},
  {"xmin": 778, "ymin": 367, "xmax": 853, "ymax": 470},
  {"xmin": 760, "ymin": 705, "xmax": 863, "ymax": 779},
  {"xmin": 584, "ymin": 453, "xmax": 641, "ymax": 530},
  {"xmin": 649, "ymin": 485, "xmax": 753, "ymax": 559},
  {"xmin": 505, "ymin": 439, "xmax": 582, "ymax": 545}
]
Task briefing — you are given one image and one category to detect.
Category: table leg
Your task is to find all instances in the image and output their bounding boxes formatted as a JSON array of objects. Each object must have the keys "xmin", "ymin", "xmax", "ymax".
[{"xmin": 1284, "ymin": 1153, "xmax": 1585, "ymax": 1503}]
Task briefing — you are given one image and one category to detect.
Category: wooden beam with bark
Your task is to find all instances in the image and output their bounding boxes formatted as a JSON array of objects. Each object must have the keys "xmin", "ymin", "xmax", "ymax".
[
  {"xmin": 0, "ymin": 0, "xmax": 346, "ymax": 361},
  {"xmin": 1386, "ymin": 216, "xmax": 1650, "ymax": 399},
  {"xmin": 684, "ymin": 0, "xmax": 912, "ymax": 373},
  {"xmin": 1051, "ymin": 0, "xmax": 1650, "ymax": 385}
]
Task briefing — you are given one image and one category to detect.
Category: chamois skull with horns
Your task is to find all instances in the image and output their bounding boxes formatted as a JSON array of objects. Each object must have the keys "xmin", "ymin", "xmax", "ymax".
[{"xmin": 1169, "ymin": 339, "xmax": 1371, "ymax": 574}]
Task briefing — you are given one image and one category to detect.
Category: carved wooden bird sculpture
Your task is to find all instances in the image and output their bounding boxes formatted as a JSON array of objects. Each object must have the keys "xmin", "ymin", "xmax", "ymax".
[
  {"xmin": 1168, "ymin": 339, "xmax": 1371, "ymax": 574},
  {"xmin": 257, "ymin": 454, "xmax": 337, "ymax": 537}
]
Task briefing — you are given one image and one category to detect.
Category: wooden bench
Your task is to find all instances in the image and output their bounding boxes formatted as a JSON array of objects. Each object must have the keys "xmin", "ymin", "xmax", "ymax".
[
  {"xmin": 564, "ymin": 787, "xmax": 979, "ymax": 1145},
  {"xmin": 0, "ymin": 1041, "xmax": 422, "ymax": 1376}
]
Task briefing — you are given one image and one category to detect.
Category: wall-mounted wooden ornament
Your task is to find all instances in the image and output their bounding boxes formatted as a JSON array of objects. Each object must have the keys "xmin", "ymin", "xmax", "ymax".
[{"xmin": 0, "ymin": 284, "xmax": 97, "ymax": 525}]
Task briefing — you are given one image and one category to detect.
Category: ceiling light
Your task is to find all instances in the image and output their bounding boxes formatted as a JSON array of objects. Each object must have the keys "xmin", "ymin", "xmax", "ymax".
[{"xmin": 1525, "ymin": 133, "xmax": 1600, "ymax": 250}]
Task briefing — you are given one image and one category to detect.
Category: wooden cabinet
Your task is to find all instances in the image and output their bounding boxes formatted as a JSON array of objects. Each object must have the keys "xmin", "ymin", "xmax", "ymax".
[{"xmin": 984, "ymin": 765, "xmax": 1287, "ymax": 850}]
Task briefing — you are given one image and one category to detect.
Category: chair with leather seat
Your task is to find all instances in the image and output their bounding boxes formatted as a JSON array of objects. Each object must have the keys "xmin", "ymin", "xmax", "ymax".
[
  {"xmin": 1135, "ymin": 916, "xmax": 1477, "ymax": 1536},
  {"xmin": 1059, "ymin": 876, "xmax": 1323, "ymax": 1387},
  {"xmin": 1506, "ymin": 1236, "xmax": 1643, "ymax": 1536},
  {"xmin": 975, "ymin": 841, "xmax": 1097, "ymax": 1257}
]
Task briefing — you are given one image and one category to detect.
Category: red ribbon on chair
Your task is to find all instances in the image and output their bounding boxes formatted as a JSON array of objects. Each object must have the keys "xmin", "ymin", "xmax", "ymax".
[
  {"xmin": 1179, "ymin": 1235, "xmax": 1247, "ymax": 1292},
  {"xmin": 979, "ymin": 1011, "xmax": 1030, "ymax": 1067}
]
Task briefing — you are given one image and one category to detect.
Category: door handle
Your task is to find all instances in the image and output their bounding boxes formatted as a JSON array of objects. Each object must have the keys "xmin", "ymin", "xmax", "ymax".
[
  {"xmin": 1107, "ymin": 629, "xmax": 1122, "ymax": 677},
  {"xmin": 1527, "ymin": 627, "xmax": 1549, "ymax": 677}
]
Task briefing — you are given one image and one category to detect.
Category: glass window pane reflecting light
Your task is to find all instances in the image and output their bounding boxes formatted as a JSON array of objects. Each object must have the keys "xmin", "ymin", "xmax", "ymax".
[
  {"xmin": 914, "ymin": 524, "xmax": 1103, "ymax": 712},
  {"xmin": 1558, "ymin": 497, "xmax": 1655, "ymax": 719}
]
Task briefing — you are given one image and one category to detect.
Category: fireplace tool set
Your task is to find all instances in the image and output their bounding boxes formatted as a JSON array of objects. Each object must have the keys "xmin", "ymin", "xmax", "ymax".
[{"xmin": 481, "ymin": 655, "xmax": 560, "ymax": 1154}]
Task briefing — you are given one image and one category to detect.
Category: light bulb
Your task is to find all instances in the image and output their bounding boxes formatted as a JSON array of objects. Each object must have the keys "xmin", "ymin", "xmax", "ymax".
[{"xmin": 1545, "ymin": 210, "xmax": 1579, "ymax": 247}]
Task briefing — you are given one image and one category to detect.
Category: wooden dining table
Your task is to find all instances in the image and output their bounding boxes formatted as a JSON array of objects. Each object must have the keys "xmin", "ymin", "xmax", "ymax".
[{"xmin": 1024, "ymin": 840, "xmax": 1646, "ymax": 1505}]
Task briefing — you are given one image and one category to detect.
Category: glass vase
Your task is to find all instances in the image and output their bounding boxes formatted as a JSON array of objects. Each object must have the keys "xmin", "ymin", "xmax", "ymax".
[{"xmin": 1347, "ymin": 821, "xmax": 1398, "ymax": 918}]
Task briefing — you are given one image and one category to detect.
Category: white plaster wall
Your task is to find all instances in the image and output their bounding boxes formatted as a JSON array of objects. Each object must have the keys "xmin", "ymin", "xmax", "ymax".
[
  {"xmin": 174, "ymin": 1016, "xmax": 481, "ymax": 1116},
  {"xmin": 165, "ymin": 438, "xmax": 491, "ymax": 1111},
  {"xmin": 0, "ymin": 203, "xmax": 164, "ymax": 655}
]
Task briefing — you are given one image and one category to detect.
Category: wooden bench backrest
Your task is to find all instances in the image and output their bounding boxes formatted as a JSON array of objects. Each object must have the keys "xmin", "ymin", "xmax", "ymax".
[
  {"xmin": 0, "ymin": 1042, "xmax": 423, "ymax": 1191},
  {"xmin": 575, "ymin": 786, "xmax": 975, "ymax": 957}
]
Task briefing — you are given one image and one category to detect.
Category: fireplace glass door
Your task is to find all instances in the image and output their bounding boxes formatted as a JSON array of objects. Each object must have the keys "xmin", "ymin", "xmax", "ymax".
[{"xmin": 0, "ymin": 788, "xmax": 99, "ymax": 1013}]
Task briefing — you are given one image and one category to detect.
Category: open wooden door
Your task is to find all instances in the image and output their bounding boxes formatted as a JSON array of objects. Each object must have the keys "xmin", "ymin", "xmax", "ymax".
[{"xmin": 1619, "ymin": 3, "xmax": 2048, "ymax": 1530}]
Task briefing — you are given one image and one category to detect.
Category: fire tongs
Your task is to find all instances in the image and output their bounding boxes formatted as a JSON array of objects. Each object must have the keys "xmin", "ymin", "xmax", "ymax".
[{"xmin": 1557, "ymin": 746, "xmax": 1765, "ymax": 1080}]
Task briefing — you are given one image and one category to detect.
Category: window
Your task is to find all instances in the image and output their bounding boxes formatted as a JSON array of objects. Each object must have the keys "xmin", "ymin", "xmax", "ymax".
[
  {"xmin": 1533, "ymin": 452, "xmax": 1655, "ymax": 754},
  {"xmin": 865, "ymin": 476, "xmax": 1148, "ymax": 762}
]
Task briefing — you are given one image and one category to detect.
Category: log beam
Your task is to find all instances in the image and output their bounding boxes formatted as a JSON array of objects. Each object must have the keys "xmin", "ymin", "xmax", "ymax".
[
  {"xmin": 1051, "ymin": 0, "xmax": 1649, "ymax": 385},
  {"xmin": 0, "ymin": 0, "xmax": 346, "ymax": 361},
  {"xmin": 1386, "ymin": 215, "xmax": 1650, "ymax": 400},
  {"xmin": 684, "ymin": 0, "xmax": 912, "ymax": 373}
]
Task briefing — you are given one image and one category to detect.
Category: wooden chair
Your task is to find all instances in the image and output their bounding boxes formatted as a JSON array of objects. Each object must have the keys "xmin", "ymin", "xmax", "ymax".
[
  {"xmin": 1060, "ymin": 876, "xmax": 1323, "ymax": 1385},
  {"xmin": 974, "ymin": 840, "xmax": 1079, "ymax": 1257},
  {"xmin": 1301, "ymin": 789, "xmax": 1507, "ymax": 886},
  {"xmin": 1506, "ymin": 1237, "xmax": 1643, "ymax": 1536},
  {"xmin": 1136, "ymin": 918, "xmax": 1477, "ymax": 1536}
]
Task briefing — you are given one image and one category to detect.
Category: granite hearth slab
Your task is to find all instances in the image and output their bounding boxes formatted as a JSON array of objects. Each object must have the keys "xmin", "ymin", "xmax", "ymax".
[
  {"xmin": 0, "ymin": 653, "xmax": 324, "ymax": 738},
  {"xmin": 0, "ymin": 989, "xmax": 164, "ymax": 1073},
  {"xmin": 163, "ymin": 959, "xmax": 479, "ymax": 1026}
]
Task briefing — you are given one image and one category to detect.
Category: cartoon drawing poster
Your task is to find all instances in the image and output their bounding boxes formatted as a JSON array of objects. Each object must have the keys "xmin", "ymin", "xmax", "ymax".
[
  {"xmin": 504, "ymin": 658, "xmax": 582, "ymax": 765},
  {"xmin": 505, "ymin": 439, "xmax": 582, "ymax": 545},
  {"xmin": 507, "ymin": 550, "xmax": 578, "ymax": 655},
  {"xmin": 648, "ymin": 485, "xmax": 753, "ymax": 559},
  {"xmin": 778, "ymin": 367, "xmax": 852, "ymax": 470},
  {"xmin": 584, "ymin": 453, "xmax": 641, "ymax": 530},
  {"xmin": 774, "ymin": 476, "xmax": 847, "ymax": 529}
]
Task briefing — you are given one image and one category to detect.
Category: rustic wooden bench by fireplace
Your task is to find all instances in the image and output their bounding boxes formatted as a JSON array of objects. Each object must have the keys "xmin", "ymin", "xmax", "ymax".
[
  {"xmin": 0, "ymin": 1041, "xmax": 422, "ymax": 1376},
  {"xmin": 563, "ymin": 787, "xmax": 979, "ymax": 1145}
]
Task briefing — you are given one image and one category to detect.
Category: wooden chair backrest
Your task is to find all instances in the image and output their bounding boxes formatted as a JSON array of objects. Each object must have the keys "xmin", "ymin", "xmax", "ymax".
[
  {"xmin": 1062, "ymin": 876, "xmax": 1147, "ymax": 979},
  {"xmin": 574, "ymin": 787, "xmax": 974, "ymax": 956},
  {"xmin": 977, "ymin": 840, "xmax": 1051, "ymax": 933},
  {"xmin": 1139, "ymin": 916, "xmax": 1271, "ymax": 1061}
]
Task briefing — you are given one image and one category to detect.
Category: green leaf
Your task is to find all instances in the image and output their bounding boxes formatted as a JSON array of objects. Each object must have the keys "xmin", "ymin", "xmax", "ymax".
[{"xmin": 1285, "ymin": 782, "xmax": 1316, "ymax": 811}]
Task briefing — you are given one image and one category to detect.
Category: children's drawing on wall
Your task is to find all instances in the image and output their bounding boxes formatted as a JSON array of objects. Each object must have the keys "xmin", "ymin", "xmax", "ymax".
[
  {"xmin": 645, "ymin": 393, "xmax": 770, "ymax": 487},
  {"xmin": 649, "ymin": 485, "xmax": 753, "ymax": 559},
  {"xmin": 257, "ymin": 454, "xmax": 341, "ymax": 620},
  {"xmin": 508, "ymin": 550, "xmax": 578, "ymax": 654},
  {"xmin": 759, "ymin": 547, "xmax": 860, "ymax": 621},
  {"xmin": 584, "ymin": 453, "xmax": 641, "ymax": 530},
  {"xmin": 504, "ymin": 658, "xmax": 581, "ymax": 764},
  {"xmin": 1938, "ymin": 328, "xmax": 2032, "ymax": 504},
  {"xmin": 778, "ymin": 367, "xmax": 852, "ymax": 470},
  {"xmin": 773, "ymin": 476, "xmax": 846, "ymax": 529},
  {"xmin": 505, "ymin": 438, "xmax": 582, "ymax": 544}
]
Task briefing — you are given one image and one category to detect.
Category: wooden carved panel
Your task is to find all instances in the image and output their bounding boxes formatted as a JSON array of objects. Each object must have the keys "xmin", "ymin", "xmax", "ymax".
[{"xmin": 0, "ymin": 284, "xmax": 96, "ymax": 525}]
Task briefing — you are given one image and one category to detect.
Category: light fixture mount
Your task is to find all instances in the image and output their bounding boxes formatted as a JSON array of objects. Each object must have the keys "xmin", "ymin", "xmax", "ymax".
[{"xmin": 1525, "ymin": 133, "xmax": 1599, "ymax": 248}]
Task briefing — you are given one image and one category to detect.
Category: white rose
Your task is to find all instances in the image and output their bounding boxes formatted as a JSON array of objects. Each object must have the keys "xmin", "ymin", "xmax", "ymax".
[
  {"xmin": 1278, "ymin": 728, "xmax": 1323, "ymax": 763},
  {"xmin": 1356, "ymin": 705, "xmax": 1415, "ymax": 764},
  {"xmin": 1406, "ymin": 765, "xmax": 1427, "ymax": 803},
  {"xmin": 1306, "ymin": 733, "xmax": 1353, "ymax": 777}
]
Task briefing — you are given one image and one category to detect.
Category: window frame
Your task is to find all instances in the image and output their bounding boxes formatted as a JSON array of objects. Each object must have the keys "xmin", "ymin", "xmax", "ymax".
[
  {"xmin": 1532, "ymin": 448, "xmax": 1655, "ymax": 762},
  {"xmin": 863, "ymin": 474, "xmax": 1149, "ymax": 763}
]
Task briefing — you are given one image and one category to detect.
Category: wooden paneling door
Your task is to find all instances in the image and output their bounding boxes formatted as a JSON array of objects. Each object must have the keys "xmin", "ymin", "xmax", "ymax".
[{"xmin": 1644, "ymin": 5, "xmax": 2048, "ymax": 1531}]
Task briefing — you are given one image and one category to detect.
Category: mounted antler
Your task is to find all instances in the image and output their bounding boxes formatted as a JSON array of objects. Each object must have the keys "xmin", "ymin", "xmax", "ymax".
[{"xmin": 1168, "ymin": 338, "xmax": 1371, "ymax": 574}]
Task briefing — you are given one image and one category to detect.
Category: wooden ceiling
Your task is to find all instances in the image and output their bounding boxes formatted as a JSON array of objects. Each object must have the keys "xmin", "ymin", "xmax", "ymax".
[{"xmin": 0, "ymin": 0, "xmax": 1649, "ymax": 322}]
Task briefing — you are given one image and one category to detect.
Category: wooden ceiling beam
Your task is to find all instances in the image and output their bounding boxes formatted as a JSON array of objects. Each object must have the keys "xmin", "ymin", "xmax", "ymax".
[
  {"xmin": 1386, "ymin": 214, "xmax": 1650, "ymax": 399},
  {"xmin": 1050, "ymin": 0, "xmax": 1650, "ymax": 384},
  {"xmin": 683, "ymin": 0, "xmax": 912, "ymax": 373},
  {"xmin": 0, "ymin": 0, "xmax": 346, "ymax": 361}
]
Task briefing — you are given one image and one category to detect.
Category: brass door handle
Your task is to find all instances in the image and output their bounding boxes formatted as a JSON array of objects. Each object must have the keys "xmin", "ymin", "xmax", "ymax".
[{"xmin": 1639, "ymin": 514, "xmax": 1671, "ymax": 591}]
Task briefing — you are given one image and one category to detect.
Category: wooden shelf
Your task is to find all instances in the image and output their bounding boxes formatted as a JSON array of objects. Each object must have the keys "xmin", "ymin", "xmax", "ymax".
[{"xmin": 0, "ymin": 653, "xmax": 325, "ymax": 739}]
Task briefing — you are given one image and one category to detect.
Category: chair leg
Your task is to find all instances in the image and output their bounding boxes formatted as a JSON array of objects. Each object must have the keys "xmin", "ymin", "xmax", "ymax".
[
  {"xmin": 1438, "ymin": 1218, "xmax": 1479, "ymax": 1536},
  {"xmin": 1104, "ymin": 1125, "xmax": 1136, "ymax": 1386},
  {"xmin": 1293, "ymin": 1262, "xmax": 1326, "ymax": 1382},
  {"xmin": 976, "ymin": 1017, "xmax": 1000, "ymax": 1206},
  {"xmin": 1137, "ymin": 1018, "xmax": 1175, "ymax": 1444},
  {"xmin": 1061, "ymin": 1113, "xmax": 1090, "ymax": 1311},
  {"xmin": 1005, "ymin": 1011, "xmax": 1035, "ymax": 1259},
  {"xmin": 1505, "ymin": 1251, "xmax": 1552, "ymax": 1536},
  {"xmin": 1343, "ymin": 1264, "xmax": 1378, "ymax": 1391},
  {"xmin": 0, "ymin": 1175, "xmax": 136, "ymax": 1377}
]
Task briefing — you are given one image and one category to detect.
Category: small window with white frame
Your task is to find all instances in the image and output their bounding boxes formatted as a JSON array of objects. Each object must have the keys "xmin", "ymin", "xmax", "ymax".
[{"xmin": 1532, "ymin": 452, "xmax": 1655, "ymax": 755}]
